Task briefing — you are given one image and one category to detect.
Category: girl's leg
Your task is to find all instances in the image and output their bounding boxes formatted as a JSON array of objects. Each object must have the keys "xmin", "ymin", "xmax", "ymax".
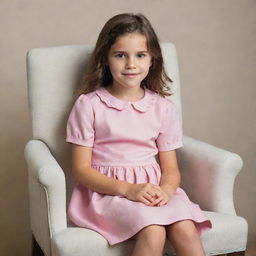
[
  {"xmin": 166, "ymin": 220, "xmax": 205, "ymax": 256},
  {"xmin": 131, "ymin": 225, "xmax": 166, "ymax": 256}
]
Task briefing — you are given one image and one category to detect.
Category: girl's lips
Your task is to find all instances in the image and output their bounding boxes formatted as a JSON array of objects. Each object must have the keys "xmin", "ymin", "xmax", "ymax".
[{"xmin": 122, "ymin": 73, "xmax": 139, "ymax": 77}]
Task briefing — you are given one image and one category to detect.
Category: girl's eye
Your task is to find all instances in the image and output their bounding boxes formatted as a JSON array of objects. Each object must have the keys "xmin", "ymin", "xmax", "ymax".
[
  {"xmin": 114, "ymin": 53, "xmax": 146, "ymax": 58},
  {"xmin": 137, "ymin": 54, "xmax": 146, "ymax": 58},
  {"xmin": 115, "ymin": 53, "xmax": 125, "ymax": 58}
]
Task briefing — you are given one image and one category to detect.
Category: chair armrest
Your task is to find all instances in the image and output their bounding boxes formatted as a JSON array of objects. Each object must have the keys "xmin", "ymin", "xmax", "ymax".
[
  {"xmin": 24, "ymin": 139, "xmax": 67, "ymax": 237},
  {"xmin": 176, "ymin": 135, "xmax": 243, "ymax": 215}
]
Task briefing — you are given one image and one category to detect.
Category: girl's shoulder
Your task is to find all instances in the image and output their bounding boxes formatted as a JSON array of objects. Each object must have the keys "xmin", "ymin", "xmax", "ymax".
[
  {"xmin": 152, "ymin": 91, "xmax": 175, "ymax": 109},
  {"xmin": 74, "ymin": 90, "xmax": 99, "ymax": 105}
]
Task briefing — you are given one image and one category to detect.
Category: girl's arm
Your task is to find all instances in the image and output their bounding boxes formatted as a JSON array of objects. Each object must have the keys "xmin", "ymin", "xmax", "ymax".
[
  {"xmin": 158, "ymin": 150, "xmax": 181, "ymax": 197},
  {"xmin": 71, "ymin": 144, "xmax": 163, "ymax": 206},
  {"xmin": 71, "ymin": 144, "xmax": 130, "ymax": 196}
]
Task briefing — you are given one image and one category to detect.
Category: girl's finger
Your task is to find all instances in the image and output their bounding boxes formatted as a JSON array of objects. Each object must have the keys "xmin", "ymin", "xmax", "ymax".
[
  {"xmin": 139, "ymin": 195, "xmax": 153, "ymax": 206},
  {"xmin": 153, "ymin": 190, "xmax": 162, "ymax": 197},
  {"xmin": 150, "ymin": 196, "xmax": 163, "ymax": 206},
  {"xmin": 150, "ymin": 187, "xmax": 162, "ymax": 196},
  {"xmin": 143, "ymin": 192, "xmax": 155, "ymax": 203},
  {"xmin": 158, "ymin": 198, "xmax": 168, "ymax": 206},
  {"xmin": 146, "ymin": 188, "xmax": 161, "ymax": 200},
  {"xmin": 146, "ymin": 191, "xmax": 156, "ymax": 199}
]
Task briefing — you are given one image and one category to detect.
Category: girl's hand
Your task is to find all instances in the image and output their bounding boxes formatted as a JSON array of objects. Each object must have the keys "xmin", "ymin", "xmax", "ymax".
[
  {"xmin": 150, "ymin": 185, "xmax": 175, "ymax": 207},
  {"xmin": 124, "ymin": 183, "xmax": 163, "ymax": 206}
]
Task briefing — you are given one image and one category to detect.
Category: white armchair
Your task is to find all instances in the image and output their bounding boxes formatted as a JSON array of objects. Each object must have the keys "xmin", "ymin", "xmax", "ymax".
[{"xmin": 24, "ymin": 43, "xmax": 248, "ymax": 256}]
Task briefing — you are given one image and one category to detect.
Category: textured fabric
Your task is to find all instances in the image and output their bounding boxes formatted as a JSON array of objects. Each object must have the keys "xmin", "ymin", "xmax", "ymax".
[
  {"xmin": 201, "ymin": 212, "xmax": 248, "ymax": 255},
  {"xmin": 177, "ymin": 136, "xmax": 244, "ymax": 215},
  {"xmin": 65, "ymin": 87, "xmax": 212, "ymax": 245},
  {"xmin": 24, "ymin": 140, "xmax": 67, "ymax": 256}
]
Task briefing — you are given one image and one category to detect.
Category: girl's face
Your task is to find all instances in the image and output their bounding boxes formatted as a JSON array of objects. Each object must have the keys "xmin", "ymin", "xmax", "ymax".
[{"xmin": 107, "ymin": 32, "xmax": 152, "ymax": 90}]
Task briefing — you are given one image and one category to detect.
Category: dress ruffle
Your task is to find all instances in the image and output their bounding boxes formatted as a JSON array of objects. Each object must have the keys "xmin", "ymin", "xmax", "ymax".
[
  {"xmin": 92, "ymin": 163, "xmax": 162, "ymax": 184},
  {"xmin": 68, "ymin": 163, "xmax": 212, "ymax": 245}
]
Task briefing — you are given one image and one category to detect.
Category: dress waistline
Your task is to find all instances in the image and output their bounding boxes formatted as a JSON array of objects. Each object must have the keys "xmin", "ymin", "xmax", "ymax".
[{"xmin": 91, "ymin": 160, "xmax": 158, "ymax": 167}]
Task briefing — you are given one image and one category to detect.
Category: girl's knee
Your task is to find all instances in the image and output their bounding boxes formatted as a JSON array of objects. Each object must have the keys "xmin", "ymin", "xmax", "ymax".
[
  {"xmin": 167, "ymin": 220, "xmax": 199, "ymax": 242},
  {"xmin": 136, "ymin": 225, "xmax": 166, "ymax": 248}
]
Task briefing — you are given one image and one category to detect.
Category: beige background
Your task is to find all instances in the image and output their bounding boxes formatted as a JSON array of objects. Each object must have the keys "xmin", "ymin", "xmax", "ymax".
[{"xmin": 0, "ymin": 0, "xmax": 255, "ymax": 255}]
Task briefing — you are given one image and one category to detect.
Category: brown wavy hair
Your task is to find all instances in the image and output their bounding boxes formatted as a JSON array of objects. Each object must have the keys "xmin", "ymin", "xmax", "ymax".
[{"xmin": 75, "ymin": 13, "xmax": 173, "ymax": 98}]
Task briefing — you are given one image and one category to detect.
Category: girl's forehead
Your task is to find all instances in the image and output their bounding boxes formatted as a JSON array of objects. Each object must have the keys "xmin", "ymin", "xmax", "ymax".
[{"xmin": 110, "ymin": 32, "xmax": 148, "ymax": 52}]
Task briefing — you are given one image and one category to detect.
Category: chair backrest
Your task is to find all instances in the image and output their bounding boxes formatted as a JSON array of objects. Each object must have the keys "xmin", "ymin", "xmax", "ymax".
[{"xmin": 26, "ymin": 43, "xmax": 182, "ymax": 200}]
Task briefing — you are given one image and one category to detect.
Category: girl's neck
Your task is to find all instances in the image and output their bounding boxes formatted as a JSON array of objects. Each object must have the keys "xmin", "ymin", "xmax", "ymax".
[{"xmin": 106, "ymin": 84, "xmax": 145, "ymax": 102}]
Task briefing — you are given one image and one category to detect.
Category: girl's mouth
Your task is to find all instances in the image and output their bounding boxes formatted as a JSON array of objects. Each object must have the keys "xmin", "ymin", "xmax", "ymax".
[{"xmin": 122, "ymin": 73, "xmax": 139, "ymax": 77}]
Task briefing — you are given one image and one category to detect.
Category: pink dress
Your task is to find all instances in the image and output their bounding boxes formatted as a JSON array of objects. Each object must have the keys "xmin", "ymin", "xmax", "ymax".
[{"xmin": 66, "ymin": 86, "xmax": 212, "ymax": 245}]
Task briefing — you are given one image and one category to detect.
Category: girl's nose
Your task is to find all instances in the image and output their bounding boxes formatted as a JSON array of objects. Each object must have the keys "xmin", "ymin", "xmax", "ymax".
[{"xmin": 125, "ymin": 57, "xmax": 136, "ymax": 69}]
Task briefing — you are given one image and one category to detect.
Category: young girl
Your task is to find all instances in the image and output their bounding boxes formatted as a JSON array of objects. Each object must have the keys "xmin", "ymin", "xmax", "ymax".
[{"xmin": 66, "ymin": 13, "xmax": 212, "ymax": 256}]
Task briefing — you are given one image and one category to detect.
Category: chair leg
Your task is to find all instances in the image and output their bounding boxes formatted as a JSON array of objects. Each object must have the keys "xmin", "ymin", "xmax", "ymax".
[
  {"xmin": 32, "ymin": 234, "xmax": 45, "ymax": 256},
  {"xmin": 226, "ymin": 251, "xmax": 246, "ymax": 256}
]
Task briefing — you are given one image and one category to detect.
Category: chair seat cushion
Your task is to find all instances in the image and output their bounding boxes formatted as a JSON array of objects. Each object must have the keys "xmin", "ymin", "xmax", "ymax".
[
  {"xmin": 201, "ymin": 211, "xmax": 247, "ymax": 255},
  {"xmin": 52, "ymin": 211, "xmax": 247, "ymax": 256}
]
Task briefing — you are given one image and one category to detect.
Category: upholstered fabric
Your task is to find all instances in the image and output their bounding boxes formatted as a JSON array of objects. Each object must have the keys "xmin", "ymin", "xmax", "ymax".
[
  {"xmin": 177, "ymin": 136, "xmax": 244, "ymax": 215},
  {"xmin": 24, "ymin": 43, "xmax": 248, "ymax": 256},
  {"xmin": 25, "ymin": 140, "xmax": 67, "ymax": 255}
]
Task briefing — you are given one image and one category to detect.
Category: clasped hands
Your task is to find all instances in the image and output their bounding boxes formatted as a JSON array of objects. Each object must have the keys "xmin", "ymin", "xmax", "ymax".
[{"xmin": 125, "ymin": 183, "xmax": 174, "ymax": 207}]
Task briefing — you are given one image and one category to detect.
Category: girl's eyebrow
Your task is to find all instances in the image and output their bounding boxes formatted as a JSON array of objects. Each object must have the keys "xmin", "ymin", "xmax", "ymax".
[{"xmin": 112, "ymin": 50, "xmax": 148, "ymax": 53}]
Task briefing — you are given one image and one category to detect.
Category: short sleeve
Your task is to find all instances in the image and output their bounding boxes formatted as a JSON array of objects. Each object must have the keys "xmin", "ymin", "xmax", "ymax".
[
  {"xmin": 66, "ymin": 95, "xmax": 95, "ymax": 147},
  {"xmin": 156, "ymin": 99, "xmax": 183, "ymax": 151}
]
